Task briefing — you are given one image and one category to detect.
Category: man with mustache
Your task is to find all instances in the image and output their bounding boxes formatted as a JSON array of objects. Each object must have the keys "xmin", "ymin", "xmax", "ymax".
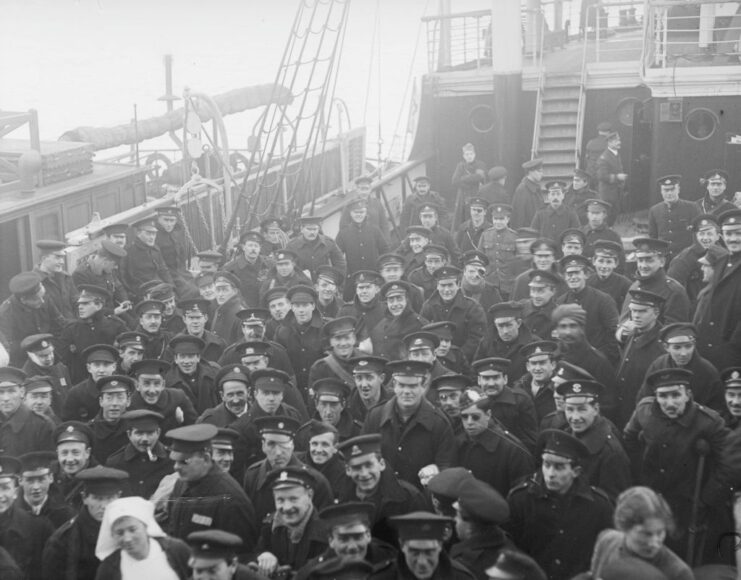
[
  {"xmin": 459, "ymin": 251, "xmax": 502, "ymax": 315},
  {"xmin": 294, "ymin": 502, "xmax": 397, "ymax": 580},
  {"xmin": 198, "ymin": 365, "xmax": 251, "ymax": 427},
  {"xmin": 635, "ymin": 323, "xmax": 725, "ymax": 413},
  {"xmin": 106, "ymin": 409, "xmax": 173, "ymax": 499},
  {"xmin": 0, "ymin": 367, "xmax": 54, "ymax": 456},
  {"xmin": 623, "ymin": 368, "xmax": 729, "ymax": 560},
  {"xmin": 165, "ymin": 335, "xmax": 220, "ymax": 415},
  {"xmin": 17, "ymin": 451, "xmax": 74, "ymax": 529},
  {"xmin": 347, "ymin": 355, "xmax": 390, "ymax": 423},
  {"xmin": 252, "ymin": 467, "xmax": 330, "ymax": 578},
  {"xmin": 88, "ymin": 375, "xmax": 134, "ymax": 464},
  {"xmin": 722, "ymin": 368, "xmax": 741, "ymax": 429},
  {"xmin": 223, "ymin": 230, "xmax": 270, "ymax": 309}
]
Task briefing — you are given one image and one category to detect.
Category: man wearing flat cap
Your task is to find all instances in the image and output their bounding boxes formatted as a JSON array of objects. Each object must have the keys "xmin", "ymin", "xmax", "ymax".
[
  {"xmin": 519, "ymin": 269, "xmax": 562, "ymax": 339},
  {"xmin": 698, "ymin": 169, "xmax": 735, "ymax": 216},
  {"xmin": 614, "ymin": 289, "xmax": 667, "ymax": 429},
  {"xmin": 337, "ymin": 270, "xmax": 387, "ymax": 344},
  {"xmin": 165, "ymin": 334, "xmax": 220, "ymax": 414},
  {"xmin": 0, "ymin": 270, "xmax": 67, "ymax": 367},
  {"xmin": 0, "ymin": 367, "xmax": 55, "ymax": 456},
  {"xmin": 375, "ymin": 511, "xmax": 475, "ymax": 579},
  {"xmin": 286, "ymin": 215, "xmax": 347, "ymax": 282},
  {"xmin": 294, "ymin": 420, "xmax": 346, "ymax": 494},
  {"xmin": 165, "ymin": 423, "xmax": 258, "ymax": 552},
  {"xmin": 128, "ymin": 359, "xmax": 197, "ymax": 434},
  {"xmin": 618, "ymin": 237, "xmax": 690, "ymax": 325},
  {"xmin": 407, "ymin": 244, "xmax": 450, "ymax": 300},
  {"xmin": 531, "ymin": 180, "xmax": 581, "ymax": 242},
  {"xmin": 224, "ymin": 230, "xmax": 270, "ymax": 309},
  {"xmin": 51, "ymin": 421, "xmax": 96, "ymax": 509},
  {"xmin": 187, "ymin": 529, "xmax": 266, "ymax": 580},
  {"xmin": 635, "ymin": 322, "xmax": 725, "ymax": 413},
  {"xmin": 362, "ymin": 360, "xmax": 457, "ymax": 488},
  {"xmin": 506, "ymin": 429, "xmax": 613, "ymax": 580},
  {"xmin": 309, "ymin": 317, "xmax": 362, "ymax": 392},
  {"xmin": 120, "ymin": 216, "xmax": 174, "ymax": 297},
  {"xmin": 648, "ymin": 175, "xmax": 701, "ymax": 260},
  {"xmin": 459, "ymin": 251, "xmax": 503, "ymax": 315},
  {"xmin": 456, "ymin": 387, "xmax": 534, "ymax": 497},
  {"xmin": 420, "ymin": 266, "xmax": 486, "ymax": 361},
  {"xmin": 596, "ymin": 131, "xmax": 627, "ymax": 223},
  {"xmin": 58, "ymin": 284, "xmax": 128, "ymax": 383},
  {"xmin": 61, "ymin": 343, "xmax": 119, "ymax": 421},
  {"xmin": 623, "ymin": 368, "xmax": 729, "ymax": 560},
  {"xmin": 511, "ymin": 341, "xmax": 560, "ymax": 424},
  {"xmin": 585, "ymin": 122, "xmax": 613, "ymax": 183},
  {"xmin": 695, "ymin": 210, "xmax": 741, "ymax": 369},
  {"xmin": 294, "ymin": 501, "xmax": 397, "ymax": 579},
  {"xmin": 417, "ymin": 203, "xmax": 460, "ymax": 264},
  {"xmin": 106, "ymin": 409, "xmax": 173, "ymax": 499},
  {"xmin": 510, "ymin": 238, "xmax": 566, "ymax": 302},
  {"xmin": 450, "ymin": 478, "xmax": 514, "ymax": 580},
  {"xmin": 133, "ymin": 298, "xmax": 174, "ymax": 360},
  {"xmin": 667, "ymin": 214, "xmax": 722, "ymax": 304},
  {"xmin": 33, "ymin": 239, "xmax": 77, "ymax": 319},
  {"xmin": 43, "ymin": 465, "xmax": 129, "ymax": 580},
  {"xmin": 335, "ymin": 434, "xmax": 428, "ymax": 546},
  {"xmin": 17, "ymin": 451, "xmax": 75, "ymax": 529},
  {"xmin": 309, "ymin": 378, "xmax": 362, "ymax": 442},
  {"xmin": 154, "ymin": 205, "xmax": 192, "ymax": 289},
  {"xmin": 512, "ymin": 159, "xmax": 545, "ymax": 230},
  {"xmin": 72, "ymin": 239, "xmax": 132, "ymax": 318},
  {"xmin": 582, "ymin": 198, "xmax": 623, "ymax": 259},
  {"xmin": 399, "ymin": 175, "xmax": 450, "ymax": 232},
  {"xmin": 474, "ymin": 302, "xmax": 539, "ymax": 384},
  {"xmin": 586, "ymin": 239, "xmax": 631, "ymax": 308},
  {"xmin": 556, "ymin": 379, "xmax": 630, "ymax": 500}
]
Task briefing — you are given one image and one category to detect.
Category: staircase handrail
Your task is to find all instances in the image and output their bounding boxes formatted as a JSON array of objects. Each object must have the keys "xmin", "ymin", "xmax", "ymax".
[
  {"xmin": 530, "ymin": 10, "xmax": 547, "ymax": 160},
  {"xmin": 574, "ymin": 3, "xmax": 593, "ymax": 168}
]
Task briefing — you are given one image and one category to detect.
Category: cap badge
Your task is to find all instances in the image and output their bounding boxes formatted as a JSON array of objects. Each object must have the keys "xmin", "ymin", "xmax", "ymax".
[
  {"xmin": 733, "ymin": 371, "xmax": 740, "ymax": 380},
  {"xmin": 358, "ymin": 360, "xmax": 368, "ymax": 367},
  {"xmin": 534, "ymin": 347, "xmax": 543, "ymax": 354},
  {"xmin": 278, "ymin": 422, "xmax": 285, "ymax": 429},
  {"xmin": 573, "ymin": 383, "xmax": 581, "ymax": 393},
  {"xmin": 278, "ymin": 471, "xmax": 288, "ymax": 481},
  {"xmin": 201, "ymin": 543, "xmax": 209, "ymax": 550},
  {"xmin": 111, "ymin": 381, "xmax": 118, "ymax": 386},
  {"xmin": 233, "ymin": 367, "xmax": 240, "ymax": 373},
  {"xmin": 351, "ymin": 445, "xmax": 362, "ymax": 456},
  {"xmin": 66, "ymin": 426, "xmax": 74, "ymax": 433},
  {"xmin": 41, "ymin": 341, "xmax": 49, "ymax": 348},
  {"xmin": 557, "ymin": 368, "xmax": 565, "ymax": 376}
]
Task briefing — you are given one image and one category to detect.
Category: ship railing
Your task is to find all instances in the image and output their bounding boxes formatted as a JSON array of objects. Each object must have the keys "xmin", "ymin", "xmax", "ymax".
[
  {"xmin": 530, "ymin": 11, "xmax": 547, "ymax": 160},
  {"xmin": 589, "ymin": 0, "xmax": 645, "ymax": 63},
  {"xmin": 574, "ymin": 5, "xmax": 593, "ymax": 168},
  {"xmin": 422, "ymin": 9, "xmax": 492, "ymax": 72},
  {"xmin": 644, "ymin": 0, "xmax": 741, "ymax": 69}
]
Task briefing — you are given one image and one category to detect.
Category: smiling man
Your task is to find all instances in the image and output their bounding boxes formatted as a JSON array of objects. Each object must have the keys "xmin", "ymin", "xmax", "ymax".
[
  {"xmin": 52, "ymin": 422, "xmax": 95, "ymax": 510},
  {"xmin": 309, "ymin": 317, "xmax": 361, "ymax": 392},
  {"xmin": 88, "ymin": 375, "xmax": 134, "ymax": 464},
  {"xmin": 506, "ymin": 429, "xmax": 613, "ymax": 580},
  {"xmin": 294, "ymin": 420, "xmax": 346, "ymax": 494},
  {"xmin": 166, "ymin": 335, "xmax": 220, "ymax": 415},
  {"xmin": 310, "ymin": 378, "xmax": 361, "ymax": 442},
  {"xmin": 223, "ymin": 230, "xmax": 269, "ymax": 309},
  {"xmin": 369, "ymin": 280, "xmax": 428, "ymax": 361},
  {"xmin": 198, "ymin": 365, "xmax": 251, "ymax": 427},
  {"xmin": 121, "ymin": 216, "xmax": 173, "ymax": 294},
  {"xmin": 129, "ymin": 359, "xmax": 196, "ymax": 434},
  {"xmin": 512, "ymin": 341, "xmax": 559, "ymax": 424},
  {"xmin": 623, "ymin": 368, "xmax": 728, "ymax": 559},
  {"xmin": 17, "ymin": 451, "xmax": 74, "ymax": 529},
  {"xmin": 347, "ymin": 355, "xmax": 390, "ymax": 422},
  {"xmin": 0, "ymin": 367, "xmax": 54, "ymax": 456}
]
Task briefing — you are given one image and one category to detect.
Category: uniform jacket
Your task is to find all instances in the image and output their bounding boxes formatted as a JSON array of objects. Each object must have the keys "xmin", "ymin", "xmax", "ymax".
[
  {"xmin": 399, "ymin": 191, "xmax": 451, "ymax": 232},
  {"xmin": 339, "ymin": 297, "xmax": 387, "ymax": 342},
  {"xmin": 666, "ymin": 242, "xmax": 709, "ymax": 304},
  {"xmin": 623, "ymin": 398, "xmax": 730, "ymax": 525},
  {"xmin": 336, "ymin": 468, "xmax": 429, "ymax": 546},
  {"xmin": 565, "ymin": 185, "xmax": 594, "ymax": 224},
  {"xmin": 156, "ymin": 224, "xmax": 190, "ymax": 273},
  {"xmin": 173, "ymin": 329, "xmax": 225, "ymax": 363},
  {"xmin": 456, "ymin": 425, "xmax": 534, "ymax": 496},
  {"xmin": 285, "ymin": 234, "xmax": 347, "ymax": 280},
  {"xmin": 259, "ymin": 270, "xmax": 313, "ymax": 304},
  {"xmin": 88, "ymin": 412, "xmax": 128, "ymax": 463},
  {"xmin": 455, "ymin": 219, "xmax": 490, "ymax": 254},
  {"xmin": 696, "ymin": 194, "xmax": 735, "ymax": 216},
  {"xmin": 230, "ymin": 402, "xmax": 305, "ymax": 468},
  {"xmin": 450, "ymin": 529, "xmax": 513, "ymax": 580},
  {"xmin": 0, "ymin": 502, "xmax": 53, "ymax": 580},
  {"xmin": 298, "ymin": 452, "xmax": 348, "ymax": 498},
  {"xmin": 336, "ymin": 220, "xmax": 390, "ymax": 278},
  {"xmin": 107, "ymin": 440, "xmax": 174, "ymax": 499},
  {"xmin": 165, "ymin": 361, "xmax": 220, "ymax": 415},
  {"xmin": 21, "ymin": 359, "xmax": 71, "ymax": 414},
  {"xmin": 35, "ymin": 268, "xmax": 77, "ymax": 320},
  {"xmin": 121, "ymin": 238, "xmax": 173, "ymax": 295},
  {"xmin": 42, "ymin": 506, "xmax": 101, "ymax": 580},
  {"xmin": 58, "ymin": 311, "xmax": 128, "ymax": 383},
  {"xmin": 636, "ymin": 352, "xmax": 726, "ymax": 414},
  {"xmin": 485, "ymin": 387, "xmax": 538, "ymax": 452},
  {"xmin": 478, "ymin": 226, "xmax": 517, "ymax": 291},
  {"xmin": 255, "ymin": 509, "xmax": 329, "ymax": 571},
  {"xmin": 585, "ymin": 134, "xmax": 607, "ymax": 180},
  {"xmin": 223, "ymin": 254, "xmax": 270, "ymax": 308},
  {"xmin": 596, "ymin": 148, "xmax": 624, "ymax": 205},
  {"xmin": 197, "ymin": 402, "xmax": 243, "ymax": 428},
  {"xmin": 557, "ymin": 341, "xmax": 619, "ymax": 420},
  {"xmin": 519, "ymin": 298, "xmax": 557, "ymax": 339},
  {"xmin": 94, "ymin": 536, "xmax": 190, "ymax": 580},
  {"xmin": 308, "ymin": 350, "xmax": 362, "ymax": 393},
  {"xmin": 295, "ymin": 539, "xmax": 397, "ymax": 580},
  {"xmin": 530, "ymin": 205, "xmax": 581, "ymax": 242},
  {"xmin": 17, "ymin": 492, "xmax": 75, "ymax": 530},
  {"xmin": 243, "ymin": 455, "xmax": 333, "ymax": 523},
  {"xmin": 316, "ymin": 296, "xmax": 346, "ymax": 320},
  {"xmin": 428, "ymin": 225, "xmax": 461, "ymax": 265},
  {"xmin": 138, "ymin": 327, "xmax": 173, "ymax": 361},
  {"xmin": 369, "ymin": 306, "xmax": 428, "ymax": 361},
  {"xmin": 452, "ymin": 160, "xmax": 486, "ymax": 197},
  {"xmin": 61, "ymin": 377, "xmax": 99, "ymax": 421},
  {"xmin": 167, "ymin": 464, "xmax": 257, "ymax": 551},
  {"xmin": 619, "ymin": 269, "xmax": 690, "ymax": 325},
  {"xmin": 477, "ymin": 181, "xmax": 510, "ymax": 206},
  {"xmin": 582, "ymin": 224, "xmax": 623, "ymax": 259},
  {"xmin": 615, "ymin": 323, "xmax": 664, "ymax": 429},
  {"xmin": 0, "ymin": 295, "xmax": 67, "ymax": 366},
  {"xmin": 462, "ymin": 282, "xmax": 502, "ymax": 317},
  {"xmin": 511, "ymin": 177, "xmax": 544, "ymax": 229},
  {"xmin": 339, "ymin": 195, "xmax": 391, "ymax": 238},
  {"xmin": 587, "ymin": 272, "xmax": 631, "ymax": 310},
  {"xmin": 362, "ymin": 398, "xmax": 458, "ymax": 488},
  {"xmin": 274, "ymin": 311, "xmax": 325, "ymax": 392},
  {"xmin": 473, "ymin": 325, "xmax": 539, "ymax": 385},
  {"xmin": 210, "ymin": 293, "xmax": 247, "ymax": 344},
  {"xmin": 567, "ymin": 415, "xmax": 630, "ymax": 500},
  {"xmin": 0, "ymin": 403, "xmax": 54, "ymax": 456},
  {"xmin": 420, "ymin": 291, "xmax": 486, "ymax": 361},
  {"xmin": 506, "ymin": 473, "xmax": 613, "ymax": 580},
  {"xmin": 512, "ymin": 376, "xmax": 557, "ymax": 426},
  {"xmin": 511, "ymin": 267, "xmax": 568, "ymax": 302},
  {"xmin": 556, "ymin": 285, "xmax": 620, "ymax": 363},
  {"xmin": 648, "ymin": 199, "xmax": 701, "ymax": 259},
  {"xmin": 347, "ymin": 388, "xmax": 391, "ymax": 423},
  {"xmin": 72, "ymin": 258, "xmax": 129, "ymax": 309},
  {"xmin": 129, "ymin": 388, "xmax": 197, "ymax": 434},
  {"xmin": 694, "ymin": 253, "xmax": 741, "ymax": 371},
  {"xmin": 407, "ymin": 266, "xmax": 437, "ymax": 300}
]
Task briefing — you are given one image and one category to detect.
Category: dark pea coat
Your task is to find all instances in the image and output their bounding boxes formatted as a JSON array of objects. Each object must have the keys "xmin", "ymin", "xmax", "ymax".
[
  {"xmin": 477, "ymin": 181, "xmax": 510, "ymax": 206},
  {"xmin": 347, "ymin": 388, "xmax": 391, "ymax": 423},
  {"xmin": 88, "ymin": 412, "xmax": 128, "ymax": 464},
  {"xmin": 230, "ymin": 403, "xmax": 305, "ymax": 468},
  {"xmin": 0, "ymin": 502, "xmax": 53, "ymax": 580},
  {"xmin": 209, "ymin": 293, "xmax": 246, "ymax": 345},
  {"xmin": 557, "ymin": 341, "xmax": 619, "ymax": 419},
  {"xmin": 155, "ymin": 223, "xmax": 190, "ymax": 274},
  {"xmin": 485, "ymin": 387, "xmax": 539, "ymax": 452},
  {"xmin": 667, "ymin": 242, "xmax": 708, "ymax": 304},
  {"xmin": 128, "ymin": 388, "xmax": 197, "ymax": 434},
  {"xmin": 34, "ymin": 268, "xmax": 77, "ymax": 320},
  {"xmin": 648, "ymin": 199, "xmax": 701, "ymax": 259},
  {"xmin": 21, "ymin": 359, "xmax": 72, "ymax": 414},
  {"xmin": 120, "ymin": 238, "xmax": 173, "ymax": 295},
  {"xmin": 165, "ymin": 361, "xmax": 220, "ymax": 415},
  {"xmin": 61, "ymin": 377, "xmax": 99, "ymax": 422},
  {"xmin": 399, "ymin": 191, "xmax": 450, "ymax": 232},
  {"xmin": 255, "ymin": 509, "xmax": 329, "ymax": 571},
  {"xmin": 407, "ymin": 266, "xmax": 437, "ymax": 300},
  {"xmin": 456, "ymin": 425, "xmax": 534, "ymax": 496},
  {"xmin": 512, "ymin": 376, "xmax": 557, "ymax": 426},
  {"xmin": 455, "ymin": 219, "xmax": 490, "ymax": 255},
  {"xmin": 361, "ymin": 398, "xmax": 458, "ymax": 488},
  {"xmin": 316, "ymin": 296, "xmax": 347, "ymax": 320},
  {"xmin": 336, "ymin": 468, "xmax": 429, "ymax": 546},
  {"xmin": 0, "ymin": 295, "xmax": 67, "ymax": 366},
  {"xmin": 694, "ymin": 253, "xmax": 741, "ymax": 371},
  {"xmin": 582, "ymin": 224, "xmax": 623, "ymax": 258},
  {"xmin": 566, "ymin": 415, "xmax": 630, "ymax": 500},
  {"xmin": 506, "ymin": 474, "xmax": 613, "ymax": 580},
  {"xmin": 339, "ymin": 195, "xmax": 392, "ymax": 239},
  {"xmin": 585, "ymin": 134, "xmax": 607, "ymax": 181},
  {"xmin": 274, "ymin": 311, "xmax": 325, "ymax": 393},
  {"xmin": 450, "ymin": 529, "xmax": 513, "ymax": 580},
  {"xmin": 511, "ymin": 267, "xmax": 568, "ymax": 302},
  {"xmin": 0, "ymin": 403, "xmax": 54, "ymax": 455},
  {"xmin": 452, "ymin": 160, "xmax": 487, "ymax": 198},
  {"xmin": 167, "ymin": 463, "xmax": 257, "ymax": 551},
  {"xmin": 619, "ymin": 269, "xmax": 690, "ymax": 325},
  {"xmin": 295, "ymin": 539, "xmax": 397, "ymax": 580},
  {"xmin": 564, "ymin": 185, "xmax": 594, "ymax": 224},
  {"xmin": 369, "ymin": 307, "xmax": 428, "ymax": 362},
  {"xmin": 308, "ymin": 349, "xmax": 363, "ymax": 393},
  {"xmin": 285, "ymin": 234, "xmax": 347, "ymax": 280},
  {"xmin": 197, "ymin": 402, "xmax": 242, "ymax": 427},
  {"xmin": 174, "ymin": 329, "xmax": 225, "ymax": 363},
  {"xmin": 477, "ymin": 226, "xmax": 517, "ymax": 292},
  {"xmin": 518, "ymin": 298, "xmax": 557, "ymax": 340},
  {"xmin": 223, "ymin": 254, "xmax": 270, "ymax": 309},
  {"xmin": 336, "ymin": 220, "xmax": 391, "ymax": 278},
  {"xmin": 420, "ymin": 291, "xmax": 486, "ymax": 361},
  {"xmin": 17, "ymin": 492, "xmax": 75, "ymax": 530},
  {"xmin": 697, "ymin": 195, "xmax": 736, "ymax": 216},
  {"xmin": 556, "ymin": 285, "xmax": 620, "ymax": 363},
  {"xmin": 473, "ymin": 326, "xmax": 540, "ymax": 385},
  {"xmin": 42, "ymin": 506, "xmax": 101, "ymax": 580},
  {"xmin": 596, "ymin": 147, "xmax": 624, "ymax": 209},
  {"xmin": 72, "ymin": 258, "xmax": 129, "ymax": 311},
  {"xmin": 587, "ymin": 272, "xmax": 631, "ymax": 310},
  {"xmin": 106, "ymin": 440, "xmax": 174, "ymax": 499},
  {"xmin": 462, "ymin": 282, "xmax": 502, "ymax": 317},
  {"xmin": 338, "ymin": 297, "xmax": 387, "ymax": 342},
  {"xmin": 511, "ymin": 177, "xmax": 545, "ymax": 229},
  {"xmin": 58, "ymin": 312, "xmax": 128, "ymax": 383},
  {"xmin": 298, "ymin": 452, "xmax": 348, "ymax": 499},
  {"xmin": 530, "ymin": 205, "xmax": 581, "ymax": 242},
  {"xmin": 428, "ymin": 225, "xmax": 461, "ymax": 266}
]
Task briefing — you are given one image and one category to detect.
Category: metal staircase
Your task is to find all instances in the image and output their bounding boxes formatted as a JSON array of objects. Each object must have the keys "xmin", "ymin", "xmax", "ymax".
[{"xmin": 534, "ymin": 72, "xmax": 582, "ymax": 181}]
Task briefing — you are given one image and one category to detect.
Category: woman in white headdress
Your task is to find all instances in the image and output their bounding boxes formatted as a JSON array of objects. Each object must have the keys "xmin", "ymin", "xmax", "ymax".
[{"xmin": 94, "ymin": 496, "xmax": 190, "ymax": 580}]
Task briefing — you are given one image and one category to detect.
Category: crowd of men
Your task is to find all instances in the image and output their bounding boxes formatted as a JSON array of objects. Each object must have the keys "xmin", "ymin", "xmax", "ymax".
[{"xmin": 2, "ymin": 141, "xmax": 741, "ymax": 579}]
